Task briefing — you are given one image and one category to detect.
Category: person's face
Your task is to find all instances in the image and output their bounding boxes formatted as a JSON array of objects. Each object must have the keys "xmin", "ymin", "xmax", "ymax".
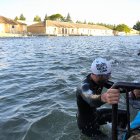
[{"xmin": 95, "ymin": 73, "xmax": 111, "ymax": 85}]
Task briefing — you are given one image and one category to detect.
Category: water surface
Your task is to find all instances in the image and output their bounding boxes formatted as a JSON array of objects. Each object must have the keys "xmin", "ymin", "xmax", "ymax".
[{"xmin": 0, "ymin": 36, "xmax": 140, "ymax": 140}]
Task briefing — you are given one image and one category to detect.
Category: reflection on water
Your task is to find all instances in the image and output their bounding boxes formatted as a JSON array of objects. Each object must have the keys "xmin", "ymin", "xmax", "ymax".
[{"xmin": 0, "ymin": 36, "xmax": 140, "ymax": 140}]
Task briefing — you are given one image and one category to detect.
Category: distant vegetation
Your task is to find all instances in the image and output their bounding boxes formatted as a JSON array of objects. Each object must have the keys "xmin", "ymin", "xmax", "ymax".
[
  {"xmin": 14, "ymin": 16, "xmax": 18, "ymax": 21},
  {"xmin": 45, "ymin": 13, "xmax": 72, "ymax": 22},
  {"xmin": 33, "ymin": 15, "xmax": 41, "ymax": 22},
  {"xmin": 96, "ymin": 23, "xmax": 116, "ymax": 30},
  {"xmin": 14, "ymin": 13, "xmax": 140, "ymax": 33},
  {"xmin": 14, "ymin": 14, "xmax": 26, "ymax": 21},
  {"xmin": 14, "ymin": 13, "xmax": 72, "ymax": 23},
  {"xmin": 95, "ymin": 23, "xmax": 131, "ymax": 33},
  {"xmin": 115, "ymin": 24, "xmax": 131, "ymax": 33},
  {"xmin": 47, "ymin": 13, "xmax": 64, "ymax": 21},
  {"xmin": 133, "ymin": 21, "xmax": 140, "ymax": 32}
]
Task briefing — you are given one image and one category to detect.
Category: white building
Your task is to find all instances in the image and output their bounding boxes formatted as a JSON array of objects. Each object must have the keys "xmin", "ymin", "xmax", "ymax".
[{"xmin": 27, "ymin": 20, "xmax": 113, "ymax": 36}]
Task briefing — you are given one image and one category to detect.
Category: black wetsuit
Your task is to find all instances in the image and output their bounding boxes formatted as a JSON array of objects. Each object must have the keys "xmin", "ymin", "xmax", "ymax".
[{"xmin": 76, "ymin": 74, "xmax": 127, "ymax": 137}]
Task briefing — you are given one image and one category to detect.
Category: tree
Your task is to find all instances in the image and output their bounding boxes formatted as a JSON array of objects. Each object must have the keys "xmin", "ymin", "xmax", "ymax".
[
  {"xmin": 14, "ymin": 16, "xmax": 19, "ymax": 21},
  {"xmin": 88, "ymin": 22, "xmax": 95, "ymax": 25},
  {"xmin": 96, "ymin": 23, "xmax": 116, "ymax": 30},
  {"xmin": 33, "ymin": 15, "xmax": 41, "ymax": 22},
  {"xmin": 76, "ymin": 20, "xmax": 82, "ymax": 24},
  {"xmin": 115, "ymin": 24, "xmax": 130, "ymax": 33},
  {"xmin": 44, "ymin": 14, "xmax": 49, "ymax": 21},
  {"xmin": 65, "ymin": 13, "xmax": 72, "ymax": 22},
  {"xmin": 84, "ymin": 20, "xmax": 87, "ymax": 24},
  {"xmin": 19, "ymin": 14, "xmax": 26, "ymax": 21},
  {"xmin": 48, "ymin": 13, "xmax": 64, "ymax": 21},
  {"xmin": 133, "ymin": 21, "xmax": 140, "ymax": 31}
]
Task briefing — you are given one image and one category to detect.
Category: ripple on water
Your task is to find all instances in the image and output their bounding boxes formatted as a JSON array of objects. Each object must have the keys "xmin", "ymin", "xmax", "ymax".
[
  {"xmin": 0, "ymin": 116, "xmax": 30, "ymax": 140},
  {"xmin": 23, "ymin": 109, "xmax": 78, "ymax": 140},
  {"xmin": 0, "ymin": 36, "xmax": 140, "ymax": 140}
]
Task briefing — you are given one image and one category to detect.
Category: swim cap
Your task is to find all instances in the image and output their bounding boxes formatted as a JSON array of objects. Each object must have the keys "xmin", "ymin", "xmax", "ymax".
[{"xmin": 91, "ymin": 58, "xmax": 111, "ymax": 75}]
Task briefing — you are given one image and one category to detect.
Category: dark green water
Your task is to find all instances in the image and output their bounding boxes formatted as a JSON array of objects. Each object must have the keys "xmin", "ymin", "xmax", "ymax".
[{"xmin": 0, "ymin": 36, "xmax": 140, "ymax": 140}]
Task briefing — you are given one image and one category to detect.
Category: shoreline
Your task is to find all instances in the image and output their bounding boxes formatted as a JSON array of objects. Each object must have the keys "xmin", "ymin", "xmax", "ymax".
[
  {"xmin": 0, "ymin": 33, "xmax": 139, "ymax": 38},
  {"xmin": 0, "ymin": 33, "xmax": 28, "ymax": 37}
]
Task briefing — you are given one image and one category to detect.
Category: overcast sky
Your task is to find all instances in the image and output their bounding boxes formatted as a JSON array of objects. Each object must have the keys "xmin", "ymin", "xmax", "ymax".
[{"xmin": 0, "ymin": 0, "xmax": 140, "ymax": 27}]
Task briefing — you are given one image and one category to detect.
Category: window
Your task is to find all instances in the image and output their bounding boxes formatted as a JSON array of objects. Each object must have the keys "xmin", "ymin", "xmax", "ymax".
[
  {"xmin": 62, "ymin": 28, "xmax": 64, "ymax": 34},
  {"xmin": 65, "ymin": 29, "xmax": 67, "ymax": 34},
  {"xmin": 71, "ymin": 29, "xmax": 74, "ymax": 34}
]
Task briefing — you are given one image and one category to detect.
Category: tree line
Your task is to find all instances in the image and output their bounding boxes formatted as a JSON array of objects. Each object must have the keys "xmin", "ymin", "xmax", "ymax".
[
  {"xmin": 14, "ymin": 13, "xmax": 72, "ymax": 22},
  {"xmin": 14, "ymin": 13, "xmax": 140, "ymax": 33}
]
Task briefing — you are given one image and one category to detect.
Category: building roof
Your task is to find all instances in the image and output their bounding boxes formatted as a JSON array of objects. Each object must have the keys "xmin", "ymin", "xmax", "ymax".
[
  {"xmin": 17, "ymin": 20, "xmax": 36, "ymax": 26},
  {"xmin": 46, "ymin": 20, "xmax": 75, "ymax": 28},
  {"xmin": 15, "ymin": 20, "xmax": 27, "ymax": 25},
  {"xmin": 28, "ymin": 22, "xmax": 45, "ymax": 27},
  {"xmin": 0, "ymin": 16, "xmax": 26, "ymax": 25},
  {"xmin": 0, "ymin": 16, "xmax": 17, "ymax": 25},
  {"xmin": 46, "ymin": 20, "xmax": 111, "ymax": 30}
]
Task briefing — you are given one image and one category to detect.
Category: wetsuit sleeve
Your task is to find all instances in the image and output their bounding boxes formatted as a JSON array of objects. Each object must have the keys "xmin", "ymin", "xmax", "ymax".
[{"xmin": 79, "ymin": 83, "xmax": 104, "ymax": 107}]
